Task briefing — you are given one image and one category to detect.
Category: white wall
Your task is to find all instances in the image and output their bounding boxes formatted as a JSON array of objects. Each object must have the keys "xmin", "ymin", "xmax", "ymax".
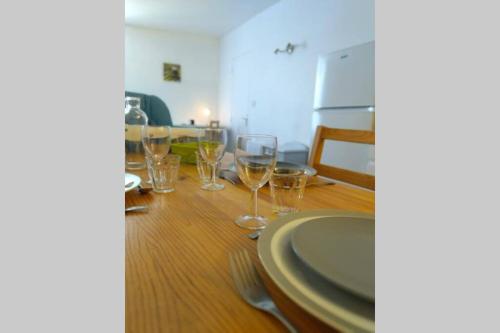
[
  {"xmin": 125, "ymin": 26, "xmax": 220, "ymax": 125},
  {"xmin": 219, "ymin": 0, "xmax": 374, "ymax": 148}
]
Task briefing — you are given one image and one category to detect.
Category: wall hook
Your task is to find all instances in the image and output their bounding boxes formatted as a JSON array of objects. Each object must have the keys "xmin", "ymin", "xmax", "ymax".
[{"xmin": 274, "ymin": 42, "xmax": 296, "ymax": 54}]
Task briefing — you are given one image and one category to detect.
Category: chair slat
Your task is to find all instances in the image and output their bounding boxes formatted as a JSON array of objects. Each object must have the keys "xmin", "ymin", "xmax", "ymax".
[{"xmin": 309, "ymin": 125, "xmax": 375, "ymax": 190}]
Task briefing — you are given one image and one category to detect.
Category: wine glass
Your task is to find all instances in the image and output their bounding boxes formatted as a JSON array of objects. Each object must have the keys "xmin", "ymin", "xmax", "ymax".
[
  {"xmin": 234, "ymin": 135, "xmax": 277, "ymax": 229},
  {"xmin": 142, "ymin": 125, "xmax": 172, "ymax": 185},
  {"xmin": 142, "ymin": 125, "xmax": 172, "ymax": 161},
  {"xmin": 197, "ymin": 128, "xmax": 227, "ymax": 191}
]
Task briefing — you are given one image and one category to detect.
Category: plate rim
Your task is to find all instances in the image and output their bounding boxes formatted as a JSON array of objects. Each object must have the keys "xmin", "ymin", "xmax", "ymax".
[
  {"xmin": 227, "ymin": 161, "xmax": 317, "ymax": 176},
  {"xmin": 257, "ymin": 209, "xmax": 375, "ymax": 332},
  {"xmin": 125, "ymin": 173, "xmax": 141, "ymax": 193},
  {"xmin": 291, "ymin": 216, "xmax": 375, "ymax": 301},
  {"xmin": 275, "ymin": 161, "xmax": 317, "ymax": 176}
]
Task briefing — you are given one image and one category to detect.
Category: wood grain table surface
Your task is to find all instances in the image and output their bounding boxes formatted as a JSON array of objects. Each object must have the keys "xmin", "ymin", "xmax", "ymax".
[{"xmin": 126, "ymin": 164, "xmax": 374, "ymax": 333}]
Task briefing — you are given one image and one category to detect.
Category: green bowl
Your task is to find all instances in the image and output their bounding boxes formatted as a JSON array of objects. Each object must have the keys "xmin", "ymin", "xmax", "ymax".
[{"xmin": 170, "ymin": 142, "xmax": 198, "ymax": 164}]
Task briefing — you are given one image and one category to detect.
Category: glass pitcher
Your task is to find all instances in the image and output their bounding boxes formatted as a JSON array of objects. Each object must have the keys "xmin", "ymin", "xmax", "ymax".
[{"xmin": 125, "ymin": 97, "xmax": 148, "ymax": 170}]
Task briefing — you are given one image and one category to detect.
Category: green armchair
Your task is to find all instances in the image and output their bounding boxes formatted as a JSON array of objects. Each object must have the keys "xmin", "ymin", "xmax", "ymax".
[{"xmin": 125, "ymin": 91, "xmax": 173, "ymax": 126}]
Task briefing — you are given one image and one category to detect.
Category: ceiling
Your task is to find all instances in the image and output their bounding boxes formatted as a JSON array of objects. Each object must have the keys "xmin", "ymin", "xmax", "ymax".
[{"xmin": 125, "ymin": 0, "xmax": 280, "ymax": 37}]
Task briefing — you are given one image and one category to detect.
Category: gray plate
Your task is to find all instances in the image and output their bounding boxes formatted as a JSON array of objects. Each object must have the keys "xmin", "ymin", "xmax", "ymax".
[
  {"xmin": 257, "ymin": 209, "xmax": 375, "ymax": 333},
  {"xmin": 291, "ymin": 216, "xmax": 375, "ymax": 302}
]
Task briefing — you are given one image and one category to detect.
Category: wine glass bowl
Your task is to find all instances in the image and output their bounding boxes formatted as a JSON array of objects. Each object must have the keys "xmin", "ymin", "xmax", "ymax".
[
  {"xmin": 198, "ymin": 141, "xmax": 225, "ymax": 164},
  {"xmin": 197, "ymin": 128, "xmax": 227, "ymax": 191},
  {"xmin": 142, "ymin": 125, "xmax": 172, "ymax": 161},
  {"xmin": 234, "ymin": 135, "xmax": 277, "ymax": 230},
  {"xmin": 235, "ymin": 155, "xmax": 275, "ymax": 189}
]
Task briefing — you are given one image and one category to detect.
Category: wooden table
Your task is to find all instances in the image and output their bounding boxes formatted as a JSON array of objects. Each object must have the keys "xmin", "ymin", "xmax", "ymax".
[{"xmin": 126, "ymin": 165, "xmax": 374, "ymax": 333}]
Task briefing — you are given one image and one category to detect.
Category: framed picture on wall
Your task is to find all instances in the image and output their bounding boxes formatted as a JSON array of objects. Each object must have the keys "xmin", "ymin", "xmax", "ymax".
[
  {"xmin": 209, "ymin": 120, "xmax": 220, "ymax": 128},
  {"xmin": 163, "ymin": 63, "xmax": 181, "ymax": 82}
]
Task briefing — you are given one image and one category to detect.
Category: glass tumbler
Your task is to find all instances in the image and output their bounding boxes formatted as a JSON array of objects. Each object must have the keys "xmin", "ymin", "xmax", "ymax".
[
  {"xmin": 269, "ymin": 168, "xmax": 307, "ymax": 215},
  {"xmin": 149, "ymin": 154, "xmax": 181, "ymax": 193}
]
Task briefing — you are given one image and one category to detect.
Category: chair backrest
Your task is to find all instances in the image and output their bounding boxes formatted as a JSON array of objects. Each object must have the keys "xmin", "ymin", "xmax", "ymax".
[
  {"xmin": 308, "ymin": 125, "xmax": 375, "ymax": 190},
  {"xmin": 125, "ymin": 91, "xmax": 173, "ymax": 126}
]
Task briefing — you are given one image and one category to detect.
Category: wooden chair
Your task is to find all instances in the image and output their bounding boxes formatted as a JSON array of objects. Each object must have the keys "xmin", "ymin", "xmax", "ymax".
[{"xmin": 308, "ymin": 125, "xmax": 375, "ymax": 190}]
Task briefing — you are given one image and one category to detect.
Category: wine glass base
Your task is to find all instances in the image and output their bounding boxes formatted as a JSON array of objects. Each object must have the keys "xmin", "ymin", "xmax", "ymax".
[
  {"xmin": 201, "ymin": 182, "xmax": 225, "ymax": 191},
  {"xmin": 152, "ymin": 188, "xmax": 175, "ymax": 193},
  {"xmin": 234, "ymin": 215, "xmax": 268, "ymax": 230}
]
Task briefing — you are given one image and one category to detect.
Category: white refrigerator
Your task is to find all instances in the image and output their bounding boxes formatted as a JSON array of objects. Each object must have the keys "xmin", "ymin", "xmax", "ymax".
[{"xmin": 312, "ymin": 41, "xmax": 375, "ymax": 176}]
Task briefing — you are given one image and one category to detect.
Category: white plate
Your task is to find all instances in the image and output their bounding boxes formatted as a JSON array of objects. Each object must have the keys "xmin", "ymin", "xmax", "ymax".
[
  {"xmin": 258, "ymin": 210, "xmax": 375, "ymax": 333},
  {"xmin": 291, "ymin": 216, "xmax": 375, "ymax": 301},
  {"xmin": 125, "ymin": 173, "xmax": 141, "ymax": 192}
]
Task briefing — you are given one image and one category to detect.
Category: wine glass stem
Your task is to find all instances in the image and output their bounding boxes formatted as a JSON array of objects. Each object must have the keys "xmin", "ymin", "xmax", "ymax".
[
  {"xmin": 251, "ymin": 189, "xmax": 258, "ymax": 217},
  {"xmin": 211, "ymin": 163, "xmax": 217, "ymax": 185}
]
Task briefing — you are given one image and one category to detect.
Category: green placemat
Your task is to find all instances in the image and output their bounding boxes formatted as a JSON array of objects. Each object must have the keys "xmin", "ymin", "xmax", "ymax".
[{"xmin": 171, "ymin": 142, "xmax": 198, "ymax": 164}]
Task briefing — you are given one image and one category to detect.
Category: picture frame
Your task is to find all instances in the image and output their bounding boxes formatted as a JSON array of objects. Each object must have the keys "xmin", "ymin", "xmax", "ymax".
[
  {"xmin": 163, "ymin": 63, "xmax": 181, "ymax": 82},
  {"xmin": 209, "ymin": 120, "xmax": 220, "ymax": 128}
]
